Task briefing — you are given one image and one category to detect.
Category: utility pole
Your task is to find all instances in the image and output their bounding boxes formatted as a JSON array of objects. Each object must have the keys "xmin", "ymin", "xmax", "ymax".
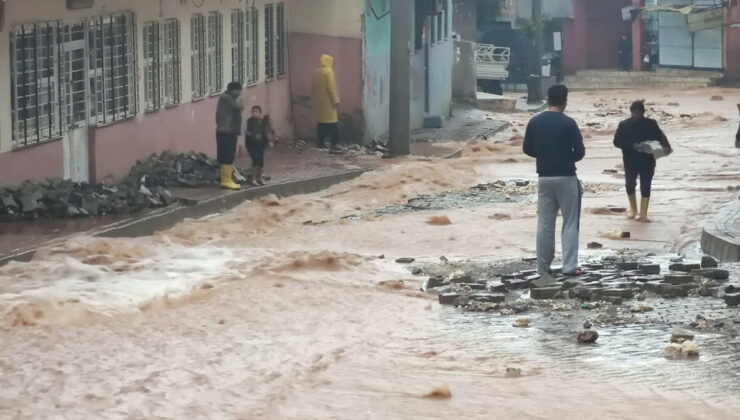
[
  {"xmin": 389, "ymin": 0, "xmax": 411, "ymax": 156},
  {"xmin": 527, "ymin": 0, "xmax": 544, "ymax": 104}
]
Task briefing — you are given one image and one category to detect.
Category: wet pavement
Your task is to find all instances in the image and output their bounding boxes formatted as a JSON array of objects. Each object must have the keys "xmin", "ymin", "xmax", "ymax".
[{"xmin": 0, "ymin": 88, "xmax": 739, "ymax": 418}]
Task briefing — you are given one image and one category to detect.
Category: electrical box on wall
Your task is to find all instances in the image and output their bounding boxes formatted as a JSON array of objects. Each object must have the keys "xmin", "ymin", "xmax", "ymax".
[{"xmin": 67, "ymin": 0, "xmax": 94, "ymax": 10}]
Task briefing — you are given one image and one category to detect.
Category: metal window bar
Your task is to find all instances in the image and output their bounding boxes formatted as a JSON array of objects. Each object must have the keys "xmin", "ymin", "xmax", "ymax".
[
  {"xmin": 246, "ymin": 8, "xmax": 259, "ymax": 85},
  {"xmin": 231, "ymin": 10, "xmax": 245, "ymax": 84},
  {"xmin": 144, "ymin": 21, "xmax": 161, "ymax": 110},
  {"xmin": 192, "ymin": 14, "xmax": 207, "ymax": 98},
  {"xmin": 161, "ymin": 19, "xmax": 181, "ymax": 106},
  {"xmin": 265, "ymin": 4, "xmax": 274, "ymax": 79},
  {"xmin": 277, "ymin": 2, "xmax": 285, "ymax": 76}
]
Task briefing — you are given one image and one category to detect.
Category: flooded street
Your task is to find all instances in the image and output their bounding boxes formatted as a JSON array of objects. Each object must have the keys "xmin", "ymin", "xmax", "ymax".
[{"xmin": 1, "ymin": 89, "xmax": 739, "ymax": 419}]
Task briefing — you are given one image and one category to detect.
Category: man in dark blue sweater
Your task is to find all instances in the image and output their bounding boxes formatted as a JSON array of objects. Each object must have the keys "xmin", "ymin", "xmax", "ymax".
[{"xmin": 523, "ymin": 85, "xmax": 585, "ymax": 279}]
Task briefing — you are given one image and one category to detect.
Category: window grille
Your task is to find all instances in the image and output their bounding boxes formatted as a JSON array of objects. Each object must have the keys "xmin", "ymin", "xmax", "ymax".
[
  {"xmin": 264, "ymin": 4, "xmax": 275, "ymax": 79},
  {"xmin": 207, "ymin": 12, "xmax": 223, "ymax": 94},
  {"xmin": 231, "ymin": 10, "xmax": 246, "ymax": 84},
  {"xmin": 191, "ymin": 14, "xmax": 206, "ymax": 98},
  {"xmin": 276, "ymin": 3, "xmax": 286, "ymax": 76},
  {"xmin": 246, "ymin": 7, "xmax": 259, "ymax": 85}
]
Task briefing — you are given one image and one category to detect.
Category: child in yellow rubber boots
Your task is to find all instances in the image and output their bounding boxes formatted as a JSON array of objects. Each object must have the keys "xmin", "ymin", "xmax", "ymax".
[{"xmin": 215, "ymin": 82, "xmax": 244, "ymax": 190}]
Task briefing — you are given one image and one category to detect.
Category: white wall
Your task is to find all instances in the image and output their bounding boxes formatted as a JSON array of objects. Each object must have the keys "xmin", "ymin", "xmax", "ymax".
[{"xmin": 0, "ymin": 0, "xmax": 289, "ymax": 154}]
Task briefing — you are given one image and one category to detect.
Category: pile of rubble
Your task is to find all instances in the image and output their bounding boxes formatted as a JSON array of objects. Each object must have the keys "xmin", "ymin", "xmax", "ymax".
[
  {"xmin": 123, "ymin": 151, "xmax": 251, "ymax": 188},
  {"xmin": 0, "ymin": 177, "xmax": 173, "ymax": 221},
  {"xmin": 426, "ymin": 254, "xmax": 738, "ymax": 311}
]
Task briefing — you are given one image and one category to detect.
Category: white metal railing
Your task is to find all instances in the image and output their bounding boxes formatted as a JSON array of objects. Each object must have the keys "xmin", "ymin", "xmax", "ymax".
[{"xmin": 475, "ymin": 43, "xmax": 510, "ymax": 81}]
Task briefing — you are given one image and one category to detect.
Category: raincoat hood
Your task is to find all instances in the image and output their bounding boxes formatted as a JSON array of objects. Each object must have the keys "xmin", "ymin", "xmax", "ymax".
[{"xmin": 319, "ymin": 54, "xmax": 334, "ymax": 69}]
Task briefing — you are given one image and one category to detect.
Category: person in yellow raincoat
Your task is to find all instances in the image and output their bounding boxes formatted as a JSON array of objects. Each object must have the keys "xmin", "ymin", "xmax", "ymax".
[{"xmin": 311, "ymin": 54, "xmax": 341, "ymax": 151}]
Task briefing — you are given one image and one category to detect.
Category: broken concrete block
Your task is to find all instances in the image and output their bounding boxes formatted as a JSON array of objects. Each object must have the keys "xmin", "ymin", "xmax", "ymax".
[
  {"xmin": 395, "ymin": 257, "xmax": 415, "ymax": 264},
  {"xmin": 661, "ymin": 285, "xmax": 688, "ymax": 298},
  {"xmin": 469, "ymin": 292, "xmax": 506, "ymax": 303},
  {"xmin": 663, "ymin": 274, "xmax": 695, "ymax": 285},
  {"xmin": 600, "ymin": 288, "xmax": 634, "ymax": 299},
  {"xmin": 691, "ymin": 268, "xmax": 730, "ymax": 281},
  {"xmin": 459, "ymin": 283, "xmax": 487, "ymax": 291},
  {"xmin": 617, "ymin": 262, "xmax": 639, "ymax": 271},
  {"xmin": 639, "ymin": 264, "xmax": 661, "ymax": 275},
  {"xmin": 671, "ymin": 329, "xmax": 695, "ymax": 343},
  {"xmin": 701, "ymin": 255, "xmax": 719, "ymax": 268},
  {"xmin": 487, "ymin": 283, "xmax": 508, "ymax": 294},
  {"xmin": 531, "ymin": 286, "xmax": 563, "ymax": 300},
  {"xmin": 506, "ymin": 278, "xmax": 531, "ymax": 290},
  {"xmin": 725, "ymin": 292, "xmax": 740, "ymax": 307},
  {"xmin": 439, "ymin": 293, "xmax": 461, "ymax": 305}
]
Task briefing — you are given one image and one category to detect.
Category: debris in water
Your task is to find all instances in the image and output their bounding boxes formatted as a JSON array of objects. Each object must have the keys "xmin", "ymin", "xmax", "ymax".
[
  {"xmin": 379, "ymin": 280, "xmax": 405, "ymax": 290},
  {"xmin": 488, "ymin": 213, "xmax": 512, "ymax": 220},
  {"xmin": 665, "ymin": 340, "xmax": 699, "ymax": 358},
  {"xmin": 423, "ymin": 386, "xmax": 452, "ymax": 399},
  {"xmin": 427, "ymin": 215, "xmax": 452, "ymax": 225},
  {"xmin": 513, "ymin": 317, "xmax": 531, "ymax": 328},
  {"xmin": 583, "ymin": 320, "xmax": 593, "ymax": 329},
  {"xmin": 710, "ymin": 95, "xmax": 724, "ymax": 101},
  {"xmin": 670, "ymin": 329, "xmax": 695, "ymax": 343},
  {"xmin": 630, "ymin": 304, "xmax": 654, "ymax": 313},
  {"xmin": 587, "ymin": 241, "xmax": 603, "ymax": 249},
  {"xmin": 395, "ymin": 257, "xmax": 415, "ymax": 264},
  {"xmin": 577, "ymin": 330, "xmax": 599, "ymax": 344},
  {"xmin": 505, "ymin": 367, "xmax": 522, "ymax": 378}
]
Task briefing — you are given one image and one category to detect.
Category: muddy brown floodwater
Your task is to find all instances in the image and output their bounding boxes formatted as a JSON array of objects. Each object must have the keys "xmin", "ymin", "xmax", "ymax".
[{"xmin": 0, "ymin": 88, "xmax": 739, "ymax": 419}]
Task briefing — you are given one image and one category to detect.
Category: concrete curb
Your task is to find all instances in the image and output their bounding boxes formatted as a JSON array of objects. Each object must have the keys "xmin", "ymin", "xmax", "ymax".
[
  {"xmin": 701, "ymin": 200, "xmax": 740, "ymax": 262},
  {"xmin": 0, "ymin": 170, "xmax": 366, "ymax": 266}
]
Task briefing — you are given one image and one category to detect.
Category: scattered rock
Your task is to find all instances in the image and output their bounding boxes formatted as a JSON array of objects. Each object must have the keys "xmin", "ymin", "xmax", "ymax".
[
  {"xmin": 700, "ymin": 255, "xmax": 719, "ymax": 268},
  {"xmin": 583, "ymin": 320, "xmax": 592, "ymax": 329},
  {"xmin": 427, "ymin": 215, "xmax": 452, "ymax": 225},
  {"xmin": 630, "ymin": 304, "xmax": 653, "ymax": 313},
  {"xmin": 587, "ymin": 241, "xmax": 603, "ymax": 249},
  {"xmin": 513, "ymin": 317, "xmax": 531, "ymax": 328},
  {"xmin": 639, "ymin": 264, "xmax": 661, "ymax": 275},
  {"xmin": 488, "ymin": 213, "xmax": 512, "ymax": 220},
  {"xmin": 665, "ymin": 340, "xmax": 699, "ymax": 358},
  {"xmin": 671, "ymin": 329, "xmax": 695, "ymax": 343},
  {"xmin": 710, "ymin": 95, "xmax": 724, "ymax": 101},
  {"xmin": 438, "ymin": 293, "xmax": 461, "ymax": 305},
  {"xmin": 664, "ymin": 274, "xmax": 695, "ymax": 285},
  {"xmin": 531, "ymin": 286, "xmax": 563, "ymax": 299},
  {"xmin": 395, "ymin": 257, "xmax": 416, "ymax": 264},
  {"xmin": 505, "ymin": 367, "xmax": 522, "ymax": 378},
  {"xmin": 725, "ymin": 292, "xmax": 740, "ymax": 307},
  {"xmin": 423, "ymin": 386, "xmax": 452, "ymax": 399},
  {"xmin": 577, "ymin": 330, "xmax": 599, "ymax": 343}
]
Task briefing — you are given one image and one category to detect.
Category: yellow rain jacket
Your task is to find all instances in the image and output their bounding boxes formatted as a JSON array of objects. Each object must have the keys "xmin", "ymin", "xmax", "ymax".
[{"xmin": 312, "ymin": 54, "xmax": 340, "ymax": 124}]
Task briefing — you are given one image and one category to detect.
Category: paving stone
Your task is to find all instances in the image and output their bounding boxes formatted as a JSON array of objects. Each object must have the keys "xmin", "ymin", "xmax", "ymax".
[
  {"xmin": 562, "ymin": 279, "xmax": 586, "ymax": 290},
  {"xmin": 439, "ymin": 293, "xmax": 461, "ymax": 305},
  {"xmin": 468, "ymin": 292, "xmax": 506, "ymax": 303},
  {"xmin": 506, "ymin": 278, "xmax": 531, "ymax": 290},
  {"xmin": 725, "ymin": 292, "xmax": 740, "ymax": 306},
  {"xmin": 701, "ymin": 255, "xmax": 719, "ymax": 268},
  {"xmin": 600, "ymin": 288, "xmax": 634, "ymax": 299},
  {"xmin": 583, "ymin": 263, "xmax": 605, "ymax": 270},
  {"xmin": 520, "ymin": 269, "xmax": 537, "ymax": 276},
  {"xmin": 664, "ymin": 274, "xmax": 695, "ymax": 285},
  {"xmin": 690, "ymin": 268, "xmax": 730, "ymax": 281},
  {"xmin": 424, "ymin": 277, "xmax": 447, "ymax": 290},
  {"xmin": 642, "ymin": 280, "xmax": 663, "ymax": 293},
  {"xmin": 450, "ymin": 274, "xmax": 474, "ymax": 283},
  {"xmin": 570, "ymin": 286, "xmax": 605, "ymax": 300},
  {"xmin": 459, "ymin": 283, "xmax": 487, "ymax": 291},
  {"xmin": 617, "ymin": 262, "xmax": 639, "ymax": 271},
  {"xmin": 531, "ymin": 286, "xmax": 563, "ymax": 300},
  {"xmin": 661, "ymin": 285, "xmax": 689, "ymax": 298},
  {"xmin": 639, "ymin": 264, "xmax": 661, "ymax": 275},
  {"xmin": 501, "ymin": 273, "xmax": 523, "ymax": 281},
  {"xmin": 487, "ymin": 282, "xmax": 508, "ymax": 294}
]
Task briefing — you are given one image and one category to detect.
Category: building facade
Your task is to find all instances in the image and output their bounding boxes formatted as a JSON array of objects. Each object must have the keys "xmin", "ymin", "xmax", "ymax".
[{"xmin": 0, "ymin": 0, "xmax": 293, "ymax": 185}]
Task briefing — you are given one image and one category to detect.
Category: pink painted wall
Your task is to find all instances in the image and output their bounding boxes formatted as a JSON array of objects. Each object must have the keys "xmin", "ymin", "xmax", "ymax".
[
  {"xmin": 725, "ymin": 4, "xmax": 740, "ymax": 81},
  {"xmin": 288, "ymin": 33, "xmax": 364, "ymax": 143},
  {"xmin": 0, "ymin": 140, "xmax": 64, "ymax": 184},
  {"xmin": 93, "ymin": 79, "xmax": 291, "ymax": 184},
  {"xmin": 563, "ymin": 0, "xmax": 631, "ymax": 74}
]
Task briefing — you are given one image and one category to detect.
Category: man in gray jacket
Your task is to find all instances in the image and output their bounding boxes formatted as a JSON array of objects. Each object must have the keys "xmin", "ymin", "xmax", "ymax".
[{"xmin": 216, "ymin": 82, "xmax": 244, "ymax": 190}]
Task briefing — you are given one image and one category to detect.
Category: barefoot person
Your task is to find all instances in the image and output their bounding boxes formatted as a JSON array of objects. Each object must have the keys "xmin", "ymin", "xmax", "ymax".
[
  {"xmin": 613, "ymin": 100, "xmax": 672, "ymax": 222},
  {"xmin": 523, "ymin": 85, "xmax": 586, "ymax": 280},
  {"xmin": 215, "ymin": 82, "xmax": 244, "ymax": 190}
]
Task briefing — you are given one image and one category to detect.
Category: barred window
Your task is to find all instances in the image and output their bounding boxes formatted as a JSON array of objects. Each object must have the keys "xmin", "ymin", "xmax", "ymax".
[
  {"xmin": 276, "ymin": 3, "xmax": 286, "ymax": 76},
  {"xmin": 191, "ymin": 14, "xmax": 206, "ymax": 98},
  {"xmin": 231, "ymin": 9, "xmax": 246, "ymax": 84},
  {"xmin": 206, "ymin": 12, "xmax": 223, "ymax": 94},
  {"xmin": 88, "ymin": 12, "xmax": 137, "ymax": 125},
  {"xmin": 246, "ymin": 7, "xmax": 259, "ymax": 85},
  {"xmin": 264, "ymin": 4, "xmax": 274, "ymax": 79},
  {"xmin": 144, "ymin": 19, "xmax": 181, "ymax": 110},
  {"xmin": 10, "ymin": 22, "xmax": 63, "ymax": 147},
  {"xmin": 143, "ymin": 22, "xmax": 161, "ymax": 110},
  {"xmin": 161, "ymin": 19, "xmax": 182, "ymax": 106}
]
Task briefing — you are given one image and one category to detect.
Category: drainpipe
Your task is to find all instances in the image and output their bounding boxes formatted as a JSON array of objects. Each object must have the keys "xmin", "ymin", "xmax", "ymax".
[{"xmin": 389, "ymin": 0, "xmax": 411, "ymax": 156}]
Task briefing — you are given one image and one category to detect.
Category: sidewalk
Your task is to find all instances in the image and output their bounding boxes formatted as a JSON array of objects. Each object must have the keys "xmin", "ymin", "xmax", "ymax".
[
  {"xmin": 702, "ymin": 199, "xmax": 740, "ymax": 262},
  {"xmin": 0, "ymin": 108, "xmax": 510, "ymax": 266}
]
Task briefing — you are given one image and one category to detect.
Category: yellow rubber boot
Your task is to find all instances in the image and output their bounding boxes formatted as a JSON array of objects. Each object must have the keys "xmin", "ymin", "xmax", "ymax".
[
  {"xmin": 639, "ymin": 197, "xmax": 650, "ymax": 223},
  {"xmin": 220, "ymin": 165, "xmax": 241, "ymax": 190},
  {"xmin": 627, "ymin": 194, "xmax": 637, "ymax": 219}
]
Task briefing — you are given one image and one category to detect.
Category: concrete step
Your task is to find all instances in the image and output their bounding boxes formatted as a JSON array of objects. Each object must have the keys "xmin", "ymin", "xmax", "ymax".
[{"xmin": 566, "ymin": 82, "xmax": 712, "ymax": 90}]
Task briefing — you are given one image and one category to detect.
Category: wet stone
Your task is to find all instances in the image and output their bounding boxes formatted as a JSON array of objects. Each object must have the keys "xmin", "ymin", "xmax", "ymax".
[
  {"xmin": 506, "ymin": 278, "xmax": 531, "ymax": 290},
  {"xmin": 450, "ymin": 274, "xmax": 474, "ymax": 284},
  {"xmin": 616, "ymin": 262, "xmax": 639, "ymax": 271},
  {"xmin": 577, "ymin": 330, "xmax": 599, "ymax": 344},
  {"xmin": 531, "ymin": 286, "xmax": 563, "ymax": 300},
  {"xmin": 487, "ymin": 282, "xmax": 508, "ymax": 294},
  {"xmin": 395, "ymin": 258, "xmax": 415, "ymax": 264},
  {"xmin": 424, "ymin": 276, "xmax": 447, "ymax": 290},
  {"xmin": 661, "ymin": 285, "xmax": 689, "ymax": 298},
  {"xmin": 664, "ymin": 274, "xmax": 695, "ymax": 285},
  {"xmin": 691, "ymin": 268, "xmax": 730, "ymax": 281},
  {"xmin": 583, "ymin": 263, "xmax": 604, "ymax": 270},
  {"xmin": 468, "ymin": 293, "xmax": 506, "ymax": 303},
  {"xmin": 438, "ymin": 293, "xmax": 461, "ymax": 305},
  {"xmin": 725, "ymin": 292, "xmax": 740, "ymax": 307},
  {"xmin": 671, "ymin": 329, "xmax": 695, "ymax": 343},
  {"xmin": 600, "ymin": 288, "xmax": 634, "ymax": 299},
  {"xmin": 459, "ymin": 283, "xmax": 487, "ymax": 291},
  {"xmin": 701, "ymin": 255, "xmax": 719, "ymax": 268},
  {"xmin": 562, "ymin": 279, "xmax": 586, "ymax": 290},
  {"xmin": 639, "ymin": 264, "xmax": 661, "ymax": 275},
  {"xmin": 587, "ymin": 242, "xmax": 603, "ymax": 249}
]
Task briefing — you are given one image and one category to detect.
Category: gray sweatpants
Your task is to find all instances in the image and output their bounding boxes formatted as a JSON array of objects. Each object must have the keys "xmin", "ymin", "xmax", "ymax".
[{"xmin": 537, "ymin": 176, "xmax": 582, "ymax": 275}]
